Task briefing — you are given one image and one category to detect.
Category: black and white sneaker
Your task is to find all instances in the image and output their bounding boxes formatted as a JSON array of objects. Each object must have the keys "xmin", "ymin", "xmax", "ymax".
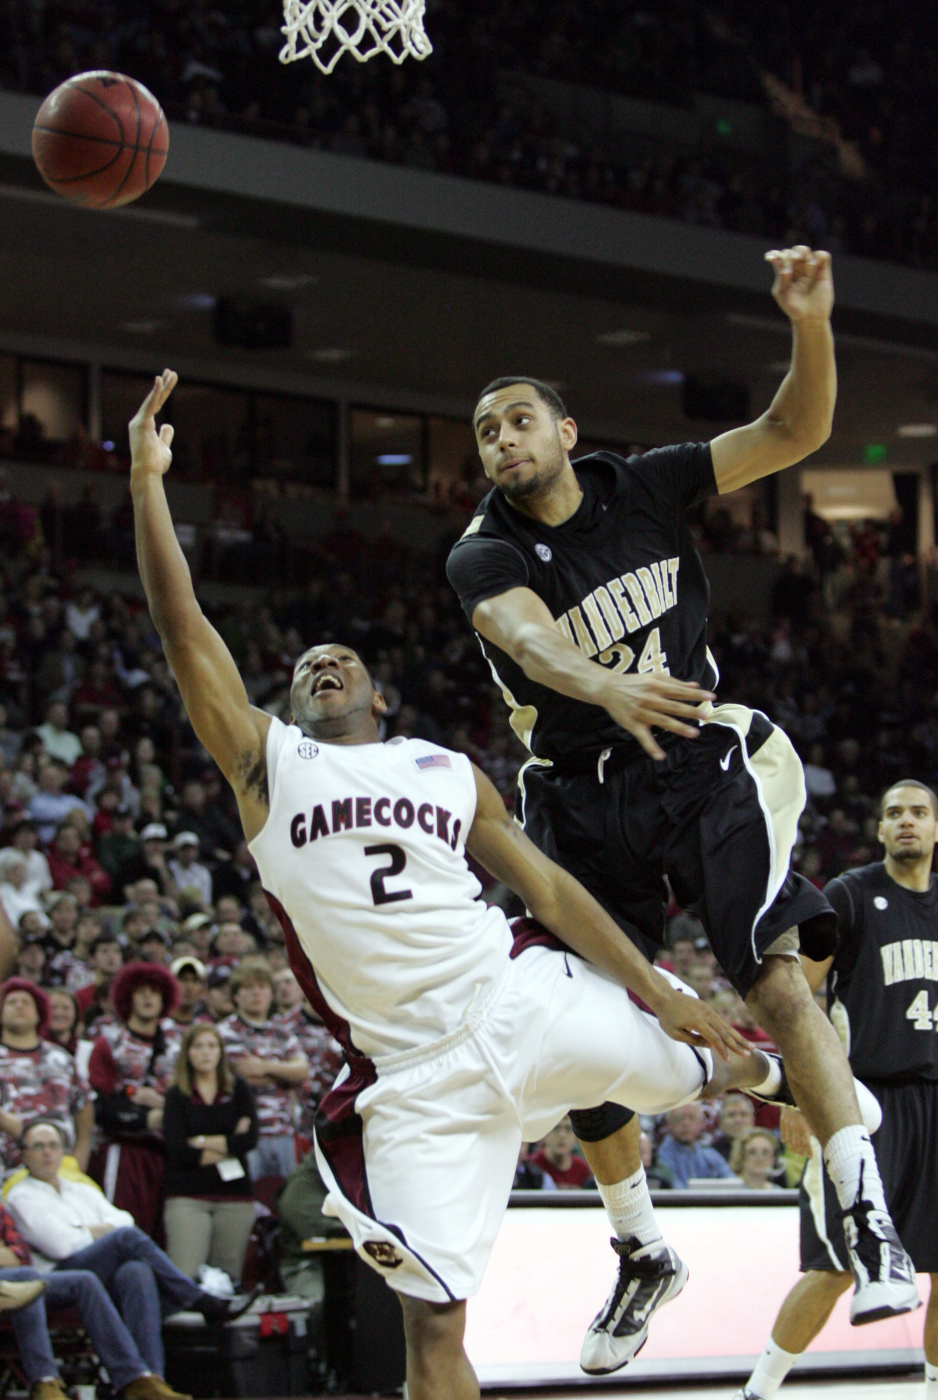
[
  {"xmin": 747, "ymin": 1051, "xmax": 797, "ymax": 1107},
  {"xmin": 731, "ymin": 1390, "xmax": 765, "ymax": 1399},
  {"xmin": 840, "ymin": 1163, "xmax": 920, "ymax": 1325},
  {"xmin": 579, "ymin": 1237, "xmax": 688, "ymax": 1375}
]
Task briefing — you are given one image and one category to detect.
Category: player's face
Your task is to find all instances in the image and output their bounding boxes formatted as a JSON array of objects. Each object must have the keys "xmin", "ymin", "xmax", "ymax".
[
  {"xmin": 878, "ymin": 786, "xmax": 938, "ymax": 863},
  {"xmin": 474, "ymin": 386, "xmax": 576, "ymax": 502},
  {"xmin": 290, "ymin": 645, "xmax": 386, "ymax": 739}
]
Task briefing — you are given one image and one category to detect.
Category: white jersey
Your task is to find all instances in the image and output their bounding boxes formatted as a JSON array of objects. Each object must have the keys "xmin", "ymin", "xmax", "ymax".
[{"xmin": 249, "ymin": 718, "xmax": 513, "ymax": 1058}]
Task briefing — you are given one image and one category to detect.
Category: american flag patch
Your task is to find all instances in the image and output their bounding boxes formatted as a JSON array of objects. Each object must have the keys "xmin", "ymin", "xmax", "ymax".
[{"xmin": 415, "ymin": 753, "xmax": 452, "ymax": 771}]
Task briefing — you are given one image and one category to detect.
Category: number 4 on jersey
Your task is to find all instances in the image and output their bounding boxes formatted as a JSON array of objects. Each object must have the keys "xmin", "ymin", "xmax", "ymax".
[
  {"xmin": 905, "ymin": 989, "xmax": 933, "ymax": 1031},
  {"xmin": 637, "ymin": 626, "xmax": 669, "ymax": 675}
]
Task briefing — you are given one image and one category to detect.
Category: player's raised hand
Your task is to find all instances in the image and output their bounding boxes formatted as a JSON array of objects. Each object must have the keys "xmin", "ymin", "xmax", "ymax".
[
  {"xmin": 599, "ymin": 673, "xmax": 715, "ymax": 760},
  {"xmin": 653, "ymin": 986, "xmax": 753, "ymax": 1061},
  {"xmin": 129, "ymin": 368, "xmax": 178, "ymax": 478},
  {"xmin": 766, "ymin": 245, "xmax": 833, "ymax": 323}
]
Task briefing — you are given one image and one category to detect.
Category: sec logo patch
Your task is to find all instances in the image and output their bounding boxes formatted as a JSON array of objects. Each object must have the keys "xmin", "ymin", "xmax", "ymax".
[
  {"xmin": 535, "ymin": 543, "xmax": 552, "ymax": 562},
  {"xmin": 297, "ymin": 740, "xmax": 319, "ymax": 759},
  {"xmin": 873, "ymin": 896, "xmax": 888, "ymax": 910}
]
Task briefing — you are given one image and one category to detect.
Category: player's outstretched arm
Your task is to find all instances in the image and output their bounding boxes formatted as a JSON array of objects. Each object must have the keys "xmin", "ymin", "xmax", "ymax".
[
  {"xmin": 473, "ymin": 586, "xmax": 713, "ymax": 760},
  {"xmin": 129, "ymin": 371, "xmax": 271, "ymax": 842},
  {"xmin": 0, "ymin": 901, "xmax": 16, "ymax": 981},
  {"xmin": 466, "ymin": 764, "xmax": 751, "ymax": 1060},
  {"xmin": 711, "ymin": 246, "xmax": 836, "ymax": 495}
]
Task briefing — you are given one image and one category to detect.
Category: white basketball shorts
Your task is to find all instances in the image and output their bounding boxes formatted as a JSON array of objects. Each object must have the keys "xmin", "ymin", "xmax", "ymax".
[{"xmin": 314, "ymin": 944, "xmax": 711, "ymax": 1303}]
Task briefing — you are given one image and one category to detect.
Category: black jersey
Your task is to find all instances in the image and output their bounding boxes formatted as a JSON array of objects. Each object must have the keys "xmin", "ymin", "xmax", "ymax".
[
  {"xmin": 446, "ymin": 445, "xmax": 718, "ymax": 764},
  {"xmin": 824, "ymin": 862, "xmax": 938, "ymax": 1084}
]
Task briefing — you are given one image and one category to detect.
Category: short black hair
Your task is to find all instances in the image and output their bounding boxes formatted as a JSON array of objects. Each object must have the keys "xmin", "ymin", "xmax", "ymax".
[
  {"xmin": 90, "ymin": 933, "xmax": 122, "ymax": 956},
  {"xmin": 474, "ymin": 377, "xmax": 568, "ymax": 423},
  {"xmin": 880, "ymin": 779, "xmax": 938, "ymax": 818}
]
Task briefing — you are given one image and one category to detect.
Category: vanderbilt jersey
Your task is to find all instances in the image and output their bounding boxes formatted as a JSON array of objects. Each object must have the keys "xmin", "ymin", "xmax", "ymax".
[
  {"xmin": 824, "ymin": 862, "xmax": 938, "ymax": 1083},
  {"xmin": 446, "ymin": 445, "xmax": 717, "ymax": 764},
  {"xmin": 249, "ymin": 718, "xmax": 512, "ymax": 1059}
]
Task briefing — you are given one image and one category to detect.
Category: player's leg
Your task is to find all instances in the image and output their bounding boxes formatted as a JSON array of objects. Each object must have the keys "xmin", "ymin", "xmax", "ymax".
[
  {"xmin": 686, "ymin": 711, "xmax": 918, "ymax": 1322},
  {"xmin": 517, "ymin": 765, "xmax": 683, "ymax": 1374},
  {"xmin": 735, "ymin": 1272, "xmax": 852, "ymax": 1399},
  {"xmin": 398, "ymin": 1297, "xmax": 478, "ymax": 1400}
]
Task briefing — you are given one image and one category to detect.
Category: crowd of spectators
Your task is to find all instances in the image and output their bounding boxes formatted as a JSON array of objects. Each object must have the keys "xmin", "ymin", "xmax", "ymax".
[{"xmin": 0, "ymin": 1, "xmax": 934, "ymax": 269}]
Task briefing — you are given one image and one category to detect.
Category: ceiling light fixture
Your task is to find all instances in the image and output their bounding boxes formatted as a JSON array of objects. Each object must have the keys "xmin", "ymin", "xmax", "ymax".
[
  {"xmin": 259, "ymin": 274, "xmax": 319, "ymax": 290},
  {"xmin": 122, "ymin": 320, "xmax": 166, "ymax": 334},
  {"xmin": 596, "ymin": 329, "xmax": 652, "ymax": 347},
  {"xmin": 307, "ymin": 347, "xmax": 355, "ymax": 363},
  {"xmin": 897, "ymin": 423, "xmax": 938, "ymax": 438}
]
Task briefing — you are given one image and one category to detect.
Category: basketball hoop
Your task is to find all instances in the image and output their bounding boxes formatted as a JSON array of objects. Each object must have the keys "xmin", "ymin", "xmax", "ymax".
[{"xmin": 279, "ymin": 0, "xmax": 432, "ymax": 74}]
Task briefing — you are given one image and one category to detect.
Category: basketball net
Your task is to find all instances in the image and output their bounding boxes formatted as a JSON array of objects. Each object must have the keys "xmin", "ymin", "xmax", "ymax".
[{"xmin": 280, "ymin": 0, "xmax": 432, "ymax": 74}]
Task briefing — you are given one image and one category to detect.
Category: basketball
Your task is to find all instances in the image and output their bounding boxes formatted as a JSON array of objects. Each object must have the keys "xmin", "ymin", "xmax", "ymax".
[{"xmin": 32, "ymin": 70, "xmax": 169, "ymax": 209}]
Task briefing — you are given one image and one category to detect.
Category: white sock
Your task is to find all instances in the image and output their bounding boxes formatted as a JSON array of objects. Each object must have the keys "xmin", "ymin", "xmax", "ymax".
[
  {"xmin": 597, "ymin": 1167, "xmax": 662, "ymax": 1248},
  {"xmin": 746, "ymin": 1337, "xmax": 798, "ymax": 1397},
  {"xmin": 926, "ymin": 1360, "xmax": 938, "ymax": 1396},
  {"xmin": 748, "ymin": 1053, "xmax": 782, "ymax": 1098},
  {"xmin": 823, "ymin": 1125, "xmax": 887, "ymax": 1213}
]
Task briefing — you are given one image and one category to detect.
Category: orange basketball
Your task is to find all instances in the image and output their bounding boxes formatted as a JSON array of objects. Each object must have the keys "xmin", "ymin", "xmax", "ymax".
[{"xmin": 32, "ymin": 71, "xmax": 169, "ymax": 209}]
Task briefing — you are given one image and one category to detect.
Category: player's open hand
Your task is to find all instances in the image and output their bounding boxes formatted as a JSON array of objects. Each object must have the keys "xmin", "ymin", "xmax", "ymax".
[
  {"xmin": 779, "ymin": 1104, "xmax": 813, "ymax": 1157},
  {"xmin": 600, "ymin": 673, "xmax": 715, "ymax": 761},
  {"xmin": 129, "ymin": 368, "xmax": 178, "ymax": 479},
  {"xmin": 766, "ymin": 246, "xmax": 833, "ymax": 324},
  {"xmin": 653, "ymin": 986, "xmax": 753, "ymax": 1061}
]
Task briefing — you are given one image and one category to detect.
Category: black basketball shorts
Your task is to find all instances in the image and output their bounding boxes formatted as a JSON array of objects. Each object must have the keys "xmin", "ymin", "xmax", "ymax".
[
  {"xmin": 800, "ymin": 1078, "xmax": 938, "ymax": 1274},
  {"xmin": 517, "ymin": 703, "xmax": 836, "ymax": 998}
]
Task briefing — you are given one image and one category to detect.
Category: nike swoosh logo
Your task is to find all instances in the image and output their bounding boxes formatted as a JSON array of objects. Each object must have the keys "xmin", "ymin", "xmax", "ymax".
[
  {"xmin": 563, "ymin": 954, "xmax": 573, "ymax": 979},
  {"xmin": 720, "ymin": 749, "xmax": 733, "ymax": 771}
]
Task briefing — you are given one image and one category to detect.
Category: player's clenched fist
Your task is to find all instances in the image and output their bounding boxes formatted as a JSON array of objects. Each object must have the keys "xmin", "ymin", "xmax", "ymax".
[
  {"xmin": 129, "ymin": 368, "xmax": 178, "ymax": 478},
  {"xmin": 765, "ymin": 245, "xmax": 833, "ymax": 323}
]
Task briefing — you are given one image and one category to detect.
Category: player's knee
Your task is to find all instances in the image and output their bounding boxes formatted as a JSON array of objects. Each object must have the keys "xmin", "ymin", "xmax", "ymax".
[
  {"xmin": 748, "ymin": 956, "xmax": 813, "ymax": 1026},
  {"xmin": 400, "ymin": 1296, "xmax": 466, "ymax": 1361}
]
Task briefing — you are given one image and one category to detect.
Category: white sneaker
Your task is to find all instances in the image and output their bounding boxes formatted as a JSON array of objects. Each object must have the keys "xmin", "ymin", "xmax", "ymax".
[
  {"xmin": 840, "ymin": 1166, "xmax": 920, "ymax": 1325},
  {"xmin": 580, "ymin": 1237, "xmax": 688, "ymax": 1375}
]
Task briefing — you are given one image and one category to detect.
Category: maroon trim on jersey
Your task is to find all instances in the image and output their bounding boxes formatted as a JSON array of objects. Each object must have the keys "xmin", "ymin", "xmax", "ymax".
[{"xmin": 262, "ymin": 888, "xmax": 360, "ymax": 1060}]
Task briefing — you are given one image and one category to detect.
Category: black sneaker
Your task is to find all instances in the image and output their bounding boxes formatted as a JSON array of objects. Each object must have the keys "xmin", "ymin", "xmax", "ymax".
[
  {"xmin": 579, "ymin": 1237, "xmax": 688, "ymax": 1375},
  {"xmin": 196, "ymin": 1283, "xmax": 263, "ymax": 1325},
  {"xmin": 839, "ymin": 1162, "xmax": 920, "ymax": 1325}
]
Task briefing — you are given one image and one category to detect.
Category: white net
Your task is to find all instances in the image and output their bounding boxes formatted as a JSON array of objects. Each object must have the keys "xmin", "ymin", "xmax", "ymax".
[{"xmin": 280, "ymin": 0, "xmax": 432, "ymax": 74}]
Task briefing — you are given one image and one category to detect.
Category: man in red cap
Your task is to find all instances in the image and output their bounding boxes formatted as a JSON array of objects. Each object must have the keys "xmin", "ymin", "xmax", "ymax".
[
  {"xmin": 0, "ymin": 979, "xmax": 91, "ymax": 1171},
  {"xmin": 87, "ymin": 965, "xmax": 182, "ymax": 1239}
]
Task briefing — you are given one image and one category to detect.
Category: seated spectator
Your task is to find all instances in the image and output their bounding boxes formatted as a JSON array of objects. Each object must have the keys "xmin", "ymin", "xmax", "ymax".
[
  {"xmin": 168, "ymin": 956, "xmax": 207, "ymax": 1027},
  {"xmin": 729, "ymin": 1127, "xmax": 783, "ymax": 1190},
  {"xmin": 14, "ymin": 935, "xmax": 46, "ymax": 986},
  {"xmin": 530, "ymin": 1116, "xmax": 594, "ymax": 1189},
  {"xmin": 28, "ymin": 764, "xmax": 89, "ymax": 846},
  {"xmin": 218, "ymin": 959, "xmax": 307, "ymax": 1180},
  {"xmin": 272, "ymin": 968, "xmax": 302, "ymax": 1018},
  {"xmin": 162, "ymin": 1024, "xmax": 258, "ymax": 1283},
  {"xmin": 512, "ymin": 1143, "xmax": 557, "ymax": 1190},
  {"xmin": 0, "ymin": 1196, "xmax": 190, "ymax": 1400},
  {"xmin": 276, "ymin": 1149, "xmax": 348, "ymax": 1314},
  {"xmin": 8, "ymin": 821, "xmax": 51, "ymax": 902},
  {"xmin": 167, "ymin": 833, "xmax": 212, "ymax": 908},
  {"xmin": 138, "ymin": 928, "xmax": 171, "ymax": 966},
  {"xmin": 41, "ymin": 893, "xmax": 82, "ymax": 988},
  {"xmin": 711, "ymin": 1090, "xmax": 756, "ymax": 1162},
  {"xmin": 45, "ymin": 990, "xmax": 80, "ymax": 1056},
  {"xmin": 0, "ymin": 850, "xmax": 45, "ymax": 928},
  {"xmin": 47, "ymin": 822, "xmax": 111, "ymax": 906},
  {"xmin": 639, "ymin": 1130, "xmax": 674, "ymax": 1190},
  {"xmin": 88, "ymin": 964, "xmax": 181, "ymax": 1239},
  {"xmin": 656, "ymin": 1103, "xmax": 735, "ymax": 1188},
  {"xmin": 204, "ymin": 964, "xmax": 234, "ymax": 1022},
  {"xmin": 211, "ymin": 841, "xmax": 258, "ymax": 905},
  {"xmin": 70, "ymin": 725, "xmax": 105, "ymax": 802},
  {"xmin": 0, "ymin": 979, "xmax": 91, "ymax": 1170},
  {"xmin": 74, "ymin": 935, "xmax": 123, "ymax": 1032},
  {"xmin": 6, "ymin": 1119, "xmax": 258, "ymax": 1381},
  {"xmin": 275, "ymin": 988, "xmax": 342, "ymax": 1152},
  {"xmin": 211, "ymin": 923, "xmax": 257, "ymax": 960},
  {"xmin": 96, "ymin": 805, "xmax": 140, "ymax": 883},
  {"xmin": 117, "ymin": 825, "xmax": 175, "ymax": 903},
  {"xmin": 36, "ymin": 703, "xmax": 81, "ymax": 767}
]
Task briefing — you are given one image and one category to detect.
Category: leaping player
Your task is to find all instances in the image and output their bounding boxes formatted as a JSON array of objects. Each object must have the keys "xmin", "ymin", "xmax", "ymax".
[
  {"xmin": 446, "ymin": 245, "xmax": 919, "ymax": 1370},
  {"xmin": 130, "ymin": 370, "xmax": 795, "ymax": 1400}
]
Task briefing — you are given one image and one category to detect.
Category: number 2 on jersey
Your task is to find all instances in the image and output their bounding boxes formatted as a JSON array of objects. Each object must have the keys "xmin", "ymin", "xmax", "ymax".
[{"xmin": 364, "ymin": 843, "xmax": 413, "ymax": 905}]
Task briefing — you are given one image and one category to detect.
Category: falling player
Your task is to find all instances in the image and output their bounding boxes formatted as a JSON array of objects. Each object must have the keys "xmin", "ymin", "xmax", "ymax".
[
  {"xmin": 446, "ymin": 245, "xmax": 918, "ymax": 1371},
  {"xmin": 128, "ymin": 369, "xmax": 791, "ymax": 1400},
  {"xmin": 737, "ymin": 780, "xmax": 938, "ymax": 1400}
]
